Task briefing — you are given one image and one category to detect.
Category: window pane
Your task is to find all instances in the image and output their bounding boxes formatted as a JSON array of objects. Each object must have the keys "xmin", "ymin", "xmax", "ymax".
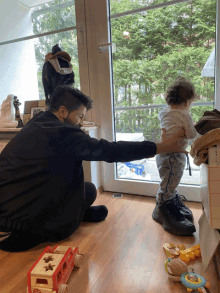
[
  {"xmin": 111, "ymin": 0, "xmax": 215, "ymax": 109},
  {"xmin": 0, "ymin": 29, "xmax": 80, "ymax": 113},
  {"xmin": 110, "ymin": 0, "xmax": 179, "ymax": 15},
  {"xmin": 110, "ymin": 0, "xmax": 216, "ymax": 185},
  {"xmin": 0, "ymin": 0, "xmax": 75, "ymax": 44},
  {"xmin": 32, "ymin": 0, "xmax": 76, "ymax": 35},
  {"xmin": 0, "ymin": 40, "xmax": 40, "ymax": 112},
  {"xmin": 35, "ymin": 29, "xmax": 80, "ymax": 100},
  {"xmin": 115, "ymin": 105, "xmax": 213, "ymax": 185}
]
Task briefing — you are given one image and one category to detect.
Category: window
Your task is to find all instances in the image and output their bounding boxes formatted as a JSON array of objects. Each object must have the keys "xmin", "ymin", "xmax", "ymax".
[
  {"xmin": 110, "ymin": 0, "xmax": 215, "ymax": 185},
  {"xmin": 0, "ymin": 0, "xmax": 80, "ymax": 112}
]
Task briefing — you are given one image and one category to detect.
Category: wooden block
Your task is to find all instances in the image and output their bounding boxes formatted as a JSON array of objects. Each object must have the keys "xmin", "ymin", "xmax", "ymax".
[
  {"xmin": 208, "ymin": 147, "xmax": 217, "ymax": 166},
  {"xmin": 209, "ymin": 167, "xmax": 220, "ymax": 181},
  {"xmin": 211, "ymin": 207, "xmax": 220, "ymax": 218},
  {"xmin": 210, "ymin": 218, "xmax": 220, "ymax": 229},
  {"xmin": 210, "ymin": 194, "xmax": 220, "ymax": 207},
  {"xmin": 209, "ymin": 181, "xmax": 220, "ymax": 194}
]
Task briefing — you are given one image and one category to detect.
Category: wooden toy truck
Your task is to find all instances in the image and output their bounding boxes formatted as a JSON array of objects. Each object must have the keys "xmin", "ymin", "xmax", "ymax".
[
  {"xmin": 179, "ymin": 244, "xmax": 201, "ymax": 262},
  {"xmin": 27, "ymin": 245, "xmax": 84, "ymax": 293}
]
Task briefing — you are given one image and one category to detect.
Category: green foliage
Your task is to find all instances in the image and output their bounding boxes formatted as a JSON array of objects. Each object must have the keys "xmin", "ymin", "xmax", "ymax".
[
  {"xmin": 110, "ymin": 0, "xmax": 216, "ymax": 141},
  {"xmin": 32, "ymin": 0, "xmax": 216, "ymax": 143},
  {"xmin": 32, "ymin": 0, "xmax": 79, "ymax": 100}
]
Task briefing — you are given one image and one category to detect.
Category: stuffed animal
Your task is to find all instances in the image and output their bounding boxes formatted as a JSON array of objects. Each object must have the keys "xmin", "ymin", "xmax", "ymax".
[{"xmin": 165, "ymin": 258, "xmax": 211, "ymax": 292}]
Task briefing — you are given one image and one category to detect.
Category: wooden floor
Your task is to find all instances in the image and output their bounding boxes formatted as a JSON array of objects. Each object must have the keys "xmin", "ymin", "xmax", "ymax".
[{"xmin": 1, "ymin": 192, "xmax": 220, "ymax": 293}]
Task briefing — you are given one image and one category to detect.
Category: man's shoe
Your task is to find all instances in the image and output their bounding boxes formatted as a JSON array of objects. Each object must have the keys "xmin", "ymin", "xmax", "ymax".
[
  {"xmin": 174, "ymin": 194, "xmax": 194, "ymax": 223},
  {"xmin": 152, "ymin": 199, "xmax": 196, "ymax": 236}
]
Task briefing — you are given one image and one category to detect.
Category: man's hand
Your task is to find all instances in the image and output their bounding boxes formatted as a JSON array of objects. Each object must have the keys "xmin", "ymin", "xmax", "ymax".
[{"xmin": 156, "ymin": 128, "xmax": 187, "ymax": 154}]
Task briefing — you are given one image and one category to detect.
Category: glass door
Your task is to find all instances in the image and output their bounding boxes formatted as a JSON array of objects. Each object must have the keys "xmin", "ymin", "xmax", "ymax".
[{"xmin": 92, "ymin": 0, "xmax": 217, "ymax": 201}]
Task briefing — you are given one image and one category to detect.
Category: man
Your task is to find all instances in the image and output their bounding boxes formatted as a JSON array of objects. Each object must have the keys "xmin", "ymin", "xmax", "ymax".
[{"xmin": 0, "ymin": 84, "xmax": 192, "ymax": 252}]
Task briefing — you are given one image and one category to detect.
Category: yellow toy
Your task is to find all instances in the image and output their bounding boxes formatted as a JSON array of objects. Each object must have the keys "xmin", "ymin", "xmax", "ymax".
[
  {"xmin": 179, "ymin": 244, "xmax": 201, "ymax": 262},
  {"xmin": 163, "ymin": 243, "xmax": 186, "ymax": 258},
  {"xmin": 27, "ymin": 245, "xmax": 84, "ymax": 293}
]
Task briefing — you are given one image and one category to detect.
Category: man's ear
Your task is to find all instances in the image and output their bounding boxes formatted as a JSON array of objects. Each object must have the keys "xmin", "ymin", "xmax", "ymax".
[{"xmin": 58, "ymin": 106, "xmax": 68, "ymax": 119}]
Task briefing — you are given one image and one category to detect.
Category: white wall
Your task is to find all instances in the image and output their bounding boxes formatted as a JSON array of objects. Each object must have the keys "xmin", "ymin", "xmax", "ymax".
[{"xmin": 0, "ymin": 0, "xmax": 39, "ymax": 114}]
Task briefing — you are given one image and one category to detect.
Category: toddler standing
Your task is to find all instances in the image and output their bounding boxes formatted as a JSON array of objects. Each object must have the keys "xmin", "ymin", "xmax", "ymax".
[{"xmin": 152, "ymin": 77, "xmax": 199, "ymax": 236}]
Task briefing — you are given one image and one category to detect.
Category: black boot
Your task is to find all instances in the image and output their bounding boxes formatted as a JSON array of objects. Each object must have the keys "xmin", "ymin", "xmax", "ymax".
[
  {"xmin": 174, "ymin": 194, "xmax": 194, "ymax": 223},
  {"xmin": 152, "ymin": 198, "xmax": 196, "ymax": 236}
]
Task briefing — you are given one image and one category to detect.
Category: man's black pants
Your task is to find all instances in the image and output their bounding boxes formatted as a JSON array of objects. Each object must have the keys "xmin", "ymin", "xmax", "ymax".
[{"xmin": 0, "ymin": 182, "xmax": 97, "ymax": 252}]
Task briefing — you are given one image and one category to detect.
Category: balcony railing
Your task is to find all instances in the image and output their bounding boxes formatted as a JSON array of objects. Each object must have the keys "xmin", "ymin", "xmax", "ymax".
[{"xmin": 114, "ymin": 101, "xmax": 214, "ymax": 111}]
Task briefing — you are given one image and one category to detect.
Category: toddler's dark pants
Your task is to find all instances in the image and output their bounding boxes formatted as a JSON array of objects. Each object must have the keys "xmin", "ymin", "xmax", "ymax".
[{"xmin": 0, "ymin": 182, "xmax": 97, "ymax": 252}]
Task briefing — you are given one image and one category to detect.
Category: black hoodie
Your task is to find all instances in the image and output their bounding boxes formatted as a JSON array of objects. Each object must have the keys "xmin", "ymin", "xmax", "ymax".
[{"xmin": 0, "ymin": 111, "xmax": 157, "ymax": 237}]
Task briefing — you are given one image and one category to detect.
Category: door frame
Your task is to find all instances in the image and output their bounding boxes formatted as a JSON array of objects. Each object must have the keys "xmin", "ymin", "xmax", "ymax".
[{"xmin": 83, "ymin": 0, "xmax": 219, "ymax": 202}]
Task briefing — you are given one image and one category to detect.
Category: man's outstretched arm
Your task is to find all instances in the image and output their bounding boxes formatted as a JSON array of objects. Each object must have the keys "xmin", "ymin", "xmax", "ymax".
[
  {"xmin": 64, "ymin": 127, "xmax": 187, "ymax": 163},
  {"xmin": 156, "ymin": 128, "xmax": 187, "ymax": 154}
]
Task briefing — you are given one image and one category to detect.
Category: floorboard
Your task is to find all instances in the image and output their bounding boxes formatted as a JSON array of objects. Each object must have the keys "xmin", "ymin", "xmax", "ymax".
[{"xmin": 0, "ymin": 192, "xmax": 219, "ymax": 293}]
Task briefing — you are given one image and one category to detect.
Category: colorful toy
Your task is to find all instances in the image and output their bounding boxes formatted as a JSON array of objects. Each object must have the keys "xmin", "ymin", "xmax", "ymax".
[
  {"xmin": 124, "ymin": 162, "xmax": 145, "ymax": 176},
  {"xmin": 165, "ymin": 258, "xmax": 211, "ymax": 292},
  {"xmin": 163, "ymin": 243, "xmax": 186, "ymax": 258},
  {"xmin": 179, "ymin": 244, "xmax": 201, "ymax": 262},
  {"xmin": 27, "ymin": 245, "xmax": 84, "ymax": 293}
]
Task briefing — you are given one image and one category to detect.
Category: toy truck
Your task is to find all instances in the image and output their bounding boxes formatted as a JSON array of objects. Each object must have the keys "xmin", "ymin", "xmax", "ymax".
[
  {"xmin": 27, "ymin": 245, "xmax": 84, "ymax": 293},
  {"xmin": 179, "ymin": 244, "xmax": 201, "ymax": 262}
]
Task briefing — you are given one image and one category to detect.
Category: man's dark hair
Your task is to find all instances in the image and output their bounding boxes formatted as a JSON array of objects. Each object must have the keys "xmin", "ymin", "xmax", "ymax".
[
  {"xmin": 165, "ymin": 77, "xmax": 196, "ymax": 105},
  {"xmin": 48, "ymin": 85, "xmax": 93, "ymax": 112}
]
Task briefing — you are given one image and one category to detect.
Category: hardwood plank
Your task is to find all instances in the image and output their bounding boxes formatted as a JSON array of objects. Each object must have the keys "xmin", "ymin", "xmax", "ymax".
[
  {"xmin": 83, "ymin": 198, "xmax": 164, "ymax": 293},
  {"xmin": 67, "ymin": 194, "xmax": 145, "ymax": 292},
  {"xmin": 0, "ymin": 193, "xmax": 218, "ymax": 293}
]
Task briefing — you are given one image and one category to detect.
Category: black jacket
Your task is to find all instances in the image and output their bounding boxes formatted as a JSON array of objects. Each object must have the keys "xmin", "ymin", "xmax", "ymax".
[{"xmin": 0, "ymin": 111, "xmax": 157, "ymax": 237}]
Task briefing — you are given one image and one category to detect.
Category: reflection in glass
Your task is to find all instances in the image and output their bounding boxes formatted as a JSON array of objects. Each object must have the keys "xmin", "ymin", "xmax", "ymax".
[{"xmin": 34, "ymin": 29, "xmax": 80, "ymax": 100}]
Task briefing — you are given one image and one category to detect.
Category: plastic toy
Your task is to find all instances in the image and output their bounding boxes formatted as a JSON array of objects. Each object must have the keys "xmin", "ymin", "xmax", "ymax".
[
  {"xmin": 179, "ymin": 244, "xmax": 201, "ymax": 262},
  {"xmin": 124, "ymin": 162, "xmax": 145, "ymax": 176},
  {"xmin": 163, "ymin": 243, "xmax": 186, "ymax": 258},
  {"xmin": 27, "ymin": 245, "xmax": 84, "ymax": 293},
  {"xmin": 165, "ymin": 258, "xmax": 211, "ymax": 292}
]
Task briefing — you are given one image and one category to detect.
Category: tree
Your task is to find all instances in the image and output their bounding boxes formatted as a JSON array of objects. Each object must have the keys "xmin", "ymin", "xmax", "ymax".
[
  {"xmin": 32, "ymin": 0, "xmax": 79, "ymax": 99},
  {"xmin": 110, "ymin": 0, "xmax": 215, "ymax": 141},
  {"xmin": 31, "ymin": 0, "xmax": 216, "ymax": 143}
]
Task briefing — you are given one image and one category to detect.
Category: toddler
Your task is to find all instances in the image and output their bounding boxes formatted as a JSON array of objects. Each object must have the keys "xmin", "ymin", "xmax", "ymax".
[{"xmin": 152, "ymin": 77, "xmax": 199, "ymax": 236}]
